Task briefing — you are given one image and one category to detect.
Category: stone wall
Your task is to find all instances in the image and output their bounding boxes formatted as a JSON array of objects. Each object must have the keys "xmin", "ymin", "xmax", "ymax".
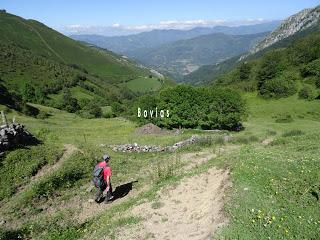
[{"xmin": 110, "ymin": 136, "xmax": 199, "ymax": 153}]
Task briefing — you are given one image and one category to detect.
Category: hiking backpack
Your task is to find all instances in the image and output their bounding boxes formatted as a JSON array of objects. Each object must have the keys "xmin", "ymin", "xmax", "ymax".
[{"xmin": 93, "ymin": 165, "xmax": 105, "ymax": 188}]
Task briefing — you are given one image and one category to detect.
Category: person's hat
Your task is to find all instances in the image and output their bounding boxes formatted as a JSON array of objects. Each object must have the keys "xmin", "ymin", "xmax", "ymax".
[{"xmin": 103, "ymin": 154, "xmax": 110, "ymax": 161}]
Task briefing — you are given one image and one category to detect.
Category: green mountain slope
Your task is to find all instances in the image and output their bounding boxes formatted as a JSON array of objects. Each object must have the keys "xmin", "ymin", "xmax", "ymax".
[
  {"xmin": 0, "ymin": 11, "xmax": 149, "ymax": 83},
  {"xmin": 209, "ymin": 28, "xmax": 320, "ymax": 100},
  {"xmin": 185, "ymin": 20, "xmax": 320, "ymax": 85},
  {"xmin": 0, "ymin": 11, "xmax": 171, "ymax": 116}
]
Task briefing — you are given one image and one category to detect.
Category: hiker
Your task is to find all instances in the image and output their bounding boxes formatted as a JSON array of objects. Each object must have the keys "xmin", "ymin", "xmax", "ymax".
[{"xmin": 93, "ymin": 154, "xmax": 113, "ymax": 204}]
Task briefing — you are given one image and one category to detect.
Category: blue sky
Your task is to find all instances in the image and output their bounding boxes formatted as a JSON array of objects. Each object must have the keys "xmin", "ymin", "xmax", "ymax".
[{"xmin": 1, "ymin": 0, "xmax": 319, "ymax": 35}]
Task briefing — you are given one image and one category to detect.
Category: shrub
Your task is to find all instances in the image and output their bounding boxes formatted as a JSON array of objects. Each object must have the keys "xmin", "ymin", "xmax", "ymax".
[
  {"xmin": 300, "ymin": 59, "xmax": 320, "ymax": 78},
  {"xmin": 21, "ymin": 82, "xmax": 36, "ymax": 102},
  {"xmin": 299, "ymin": 85, "xmax": 316, "ymax": 100},
  {"xmin": 111, "ymin": 102, "xmax": 126, "ymax": 116},
  {"xmin": 275, "ymin": 114, "xmax": 294, "ymax": 123},
  {"xmin": 36, "ymin": 111, "xmax": 50, "ymax": 119},
  {"xmin": 79, "ymin": 100, "xmax": 102, "ymax": 118},
  {"xmin": 132, "ymin": 85, "xmax": 246, "ymax": 130},
  {"xmin": 233, "ymin": 81, "xmax": 257, "ymax": 92},
  {"xmin": 266, "ymin": 129, "xmax": 277, "ymax": 136},
  {"xmin": 315, "ymin": 78, "xmax": 320, "ymax": 88},
  {"xmin": 257, "ymin": 50, "xmax": 285, "ymax": 90},
  {"xmin": 61, "ymin": 88, "xmax": 80, "ymax": 113},
  {"xmin": 282, "ymin": 129, "xmax": 305, "ymax": 137},
  {"xmin": 20, "ymin": 83, "xmax": 46, "ymax": 104},
  {"xmin": 20, "ymin": 102, "xmax": 40, "ymax": 117},
  {"xmin": 103, "ymin": 111, "xmax": 114, "ymax": 118},
  {"xmin": 34, "ymin": 86, "xmax": 46, "ymax": 104},
  {"xmin": 232, "ymin": 135, "xmax": 259, "ymax": 144},
  {"xmin": 194, "ymin": 136, "xmax": 226, "ymax": 147},
  {"xmin": 238, "ymin": 62, "xmax": 252, "ymax": 81},
  {"xmin": 260, "ymin": 74, "xmax": 297, "ymax": 98}
]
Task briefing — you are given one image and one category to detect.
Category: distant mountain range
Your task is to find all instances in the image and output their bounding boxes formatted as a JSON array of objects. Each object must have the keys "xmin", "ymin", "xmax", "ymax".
[
  {"xmin": 71, "ymin": 21, "xmax": 281, "ymax": 79},
  {"xmin": 183, "ymin": 5, "xmax": 320, "ymax": 85},
  {"xmin": 71, "ymin": 21, "xmax": 280, "ymax": 53},
  {"xmin": 128, "ymin": 32, "xmax": 268, "ymax": 80}
]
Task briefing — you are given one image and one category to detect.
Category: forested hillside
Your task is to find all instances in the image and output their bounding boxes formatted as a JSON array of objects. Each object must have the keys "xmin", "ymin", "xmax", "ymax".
[
  {"xmin": 212, "ymin": 31, "xmax": 320, "ymax": 101},
  {"xmin": 0, "ymin": 11, "xmax": 168, "ymax": 118}
]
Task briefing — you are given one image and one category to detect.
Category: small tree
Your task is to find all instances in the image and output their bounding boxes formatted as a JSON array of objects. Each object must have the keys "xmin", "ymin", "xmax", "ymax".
[
  {"xmin": 316, "ymin": 78, "xmax": 320, "ymax": 88},
  {"xmin": 131, "ymin": 85, "xmax": 246, "ymax": 130},
  {"xmin": 61, "ymin": 88, "xmax": 80, "ymax": 113},
  {"xmin": 86, "ymin": 101, "xmax": 102, "ymax": 118},
  {"xmin": 21, "ymin": 82, "xmax": 35, "ymax": 102},
  {"xmin": 238, "ymin": 62, "xmax": 251, "ymax": 81},
  {"xmin": 300, "ymin": 59, "xmax": 320, "ymax": 78},
  {"xmin": 34, "ymin": 86, "xmax": 46, "ymax": 104},
  {"xmin": 260, "ymin": 75, "xmax": 297, "ymax": 98},
  {"xmin": 257, "ymin": 51, "xmax": 284, "ymax": 91},
  {"xmin": 111, "ymin": 102, "xmax": 125, "ymax": 116},
  {"xmin": 299, "ymin": 85, "xmax": 316, "ymax": 100}
]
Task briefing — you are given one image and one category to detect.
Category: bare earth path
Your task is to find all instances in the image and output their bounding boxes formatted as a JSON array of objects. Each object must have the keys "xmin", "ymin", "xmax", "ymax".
[
  {"xmin": 31, "ymin": 144, "xmax": 77, "ymax": 181},
  {"xmin": 76, "ymin": 148, "xmax": 228, "ymax": 224},
  {"xmin": 2, "ymin": 144, "xmax": 235, "ymax": 239},
  {"xmin": 115, "ymin": 166, "xmax": 231, "ymax": 239},
  {"xmin": 14, "ymin": 144, "xmax": 77, "ymax": 194}
]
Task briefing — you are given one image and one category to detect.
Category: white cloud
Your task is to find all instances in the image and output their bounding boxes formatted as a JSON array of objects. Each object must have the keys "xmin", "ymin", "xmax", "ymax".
[
  {"xmin": 60, "ymin": 18, "xmax": 272, "ymax": 36},
  {"xmin": 112, "ymin": 23, "xmax": 121, "ymax": 28}
]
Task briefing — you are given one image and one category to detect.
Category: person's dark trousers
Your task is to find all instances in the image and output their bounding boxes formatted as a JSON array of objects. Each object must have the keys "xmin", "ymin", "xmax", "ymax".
[
  {"xmin": 95, "ymin": 183, "xmax": 105, "ymax": 203},
  {"xmin": 105, "ymin": 183, "xmax": 113, "ymax": 202}
]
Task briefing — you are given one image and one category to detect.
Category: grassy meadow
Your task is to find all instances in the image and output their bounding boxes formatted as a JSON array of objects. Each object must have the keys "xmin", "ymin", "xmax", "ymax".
[
  {"xmin": 212, "ymin": 93, "xmax": 320, "ymax": 239},
  {"xmin": 0, "ymin": 91, "xmax": 320, "ymax": 240}
]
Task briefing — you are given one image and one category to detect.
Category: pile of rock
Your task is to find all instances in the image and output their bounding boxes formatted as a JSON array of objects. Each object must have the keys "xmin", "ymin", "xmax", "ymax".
[
  {"xmin": 110, "ymin": 135, "xmax": 200, "ymax": 153},
  {"xmin": 0, "ymin": 111, "xmax": 37, "ymax": 154},
  {"xmin": 135, "ymin": 123, "xmax": 166, "ymax": 135}
]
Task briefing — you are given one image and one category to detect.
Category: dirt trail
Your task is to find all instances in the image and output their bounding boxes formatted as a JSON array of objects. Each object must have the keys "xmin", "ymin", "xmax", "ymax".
[
  {"xmin": 32, "ymin": 144, "xmax": 77, "ymax": 181},
  {"xmin": 75, "ymin": 181, "xmax": 143, "ymax": 223},
  {"xmin": 76, "ymin": 146, "xmax": 237, "ymax": 228},
  {"xmin": 75, "ymin": 149, "xmax": 220, "ymax": 224},
  {"xmin": 15, "ymin": 144, "xmax": 77, "ymax": 194},
  {"xmin": 180, "ymin": 145, "xmax": 237, "ymax": 171},
  {"xmin": 0, "ymin": 144, "xmax": 78, "ymax": 227},
  {"xmin": 116, "ymin": 167, "xmax": 231, "ymax": 240}
]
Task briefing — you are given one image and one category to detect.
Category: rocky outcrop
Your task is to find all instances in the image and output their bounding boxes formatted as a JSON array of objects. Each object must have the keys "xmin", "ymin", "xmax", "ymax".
[
  {"xmin": 0, "ymin": 111, "xmax": 38, "ymax": 154},
  {"xmin": 249, "ymin": 6, "xmax": 320, "ymax": 55}
]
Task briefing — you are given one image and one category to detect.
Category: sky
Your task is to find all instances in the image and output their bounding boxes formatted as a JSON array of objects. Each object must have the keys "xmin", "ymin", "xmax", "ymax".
[{"xmin": 1, "ymin": 0, "xmax": 319, "ymax": 36}]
